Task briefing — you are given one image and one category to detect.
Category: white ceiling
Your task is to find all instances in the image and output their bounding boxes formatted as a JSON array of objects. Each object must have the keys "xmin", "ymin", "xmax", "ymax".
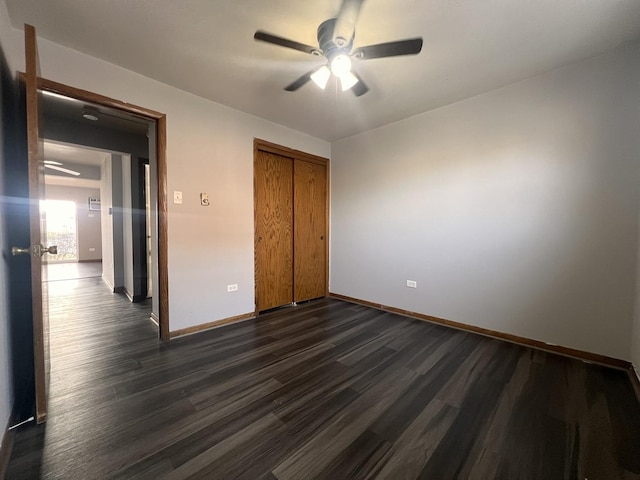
[
  {"xmin": 44, "ymin": 175, "xmax": 101, "ymax": 190},
  {"xmin": 44, "ymin": 141, "xmax": 109, "ymax": 167},
  {"xmin": 43, "ymin": 141, "xmax": 107, "ymax": 190},
  {"xmin": 7, "ymin": 0, "xmax": 640, "ymax": 141}
]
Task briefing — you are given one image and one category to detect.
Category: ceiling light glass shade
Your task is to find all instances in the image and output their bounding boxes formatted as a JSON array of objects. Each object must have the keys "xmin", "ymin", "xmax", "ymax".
[
  {"xmin": 330, "ymin": 54, "xmax": 352, "ymax": 77},
  {"xmin": 44, "ymin": 164, "xmax": 81, "ymax": 176},
  {"xmin": 82, "ymin": 108, "xmax": 99, "ymax": 121},
  {"xmin": 339, "ymin": 71, "xmax": 359, "ymax": 91},
  {"xmin": 311, "ymin": 66, "xmax": 331, "ymax": 90}
]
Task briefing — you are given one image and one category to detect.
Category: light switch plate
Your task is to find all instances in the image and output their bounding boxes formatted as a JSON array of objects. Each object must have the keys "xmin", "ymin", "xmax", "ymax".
[{"xmin": 173, "ymin": 191, "xmax": 183, "ymax": 204}]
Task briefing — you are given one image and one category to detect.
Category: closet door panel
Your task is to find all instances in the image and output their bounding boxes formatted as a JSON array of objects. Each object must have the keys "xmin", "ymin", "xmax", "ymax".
[
  {"xmin": 294, "ymin": 159, "xmax": 327, "ymax": 302},
  {"xmin": 255, "ymin": 151, "xmax": 294, "ymax": 311}
]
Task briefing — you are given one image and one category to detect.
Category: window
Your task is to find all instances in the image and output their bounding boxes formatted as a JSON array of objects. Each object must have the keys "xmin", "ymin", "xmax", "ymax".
[{"xmin": 40, "ymin": 200, "xmax": 78, "ymax": 262}]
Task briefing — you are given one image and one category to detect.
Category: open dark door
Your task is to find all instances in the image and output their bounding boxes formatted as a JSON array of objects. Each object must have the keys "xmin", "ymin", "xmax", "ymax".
[{"xmin": 14, "ymin": 24, "xmax": 52, "ymax": 423}]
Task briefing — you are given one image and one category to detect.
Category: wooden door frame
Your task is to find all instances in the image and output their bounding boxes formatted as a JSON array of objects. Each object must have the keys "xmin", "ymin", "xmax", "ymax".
[
  {"xmin": 35, "ymin": 77, "xmax": 170, "ymax": 340},
  {"xmin": 24, "ymin": 23, "xmax": 47, "ymax": 423},
  {"xmin": 253, "ymin": 138, "xmax": 330, "ymax": 314}
]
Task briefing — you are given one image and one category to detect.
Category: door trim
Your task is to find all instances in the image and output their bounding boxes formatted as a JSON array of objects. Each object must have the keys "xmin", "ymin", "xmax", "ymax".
[
  {"xmin": 253, "ymin": 139, "xmax": 330, "ymax": 314},
  {"xmin": 24, "ymin": 24, "xmax": 48, "ymax": 423},
  {"xmin": 36, "ymin": 77, "xmax": 170, "ymax": 341}
]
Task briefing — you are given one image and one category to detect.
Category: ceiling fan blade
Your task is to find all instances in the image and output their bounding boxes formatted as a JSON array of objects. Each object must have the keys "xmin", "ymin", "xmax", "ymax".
[
  {"xmin": 351, "ymin": 72, "xmax": 369, "ymax": 97},
  {"xmin": 285, "ymin": 70, "xmax": 314, "ymax": 92},
  {"xmin": 333, "ymin": 0, "xmax": 365, "ymax": 46},
  {"xmin": 45, "ymin": 164, "xmax": 81, "ymax": 176},
  {"xmin": 254, "ymin": 31, "xmax": 321, "ymax": 55},
  {"xmin": 353, "ymin": 38, "xmax": 423, "ymax": 59}
]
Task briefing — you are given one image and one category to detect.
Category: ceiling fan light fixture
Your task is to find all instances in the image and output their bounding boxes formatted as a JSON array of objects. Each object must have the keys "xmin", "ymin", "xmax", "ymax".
[
  {"xmin": 311, "ymin": 66, "xmax": 331, "ymax": 90},
  {"xmin": 330, "ymin": 54, "xmax": 352, "ymax": 78},
  {"xmin": 254, "ymin": 0, "xmax": 423, "ymax": 96},
  {"xmin": 339, "ymin": 70, "xmax": 359, "ymax": 91}
]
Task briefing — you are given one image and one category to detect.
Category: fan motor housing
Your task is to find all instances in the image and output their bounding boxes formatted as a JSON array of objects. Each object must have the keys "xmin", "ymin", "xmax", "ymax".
[{"xmin": 317, "ymin": 18, "xmax": 353, "ymax": 60}]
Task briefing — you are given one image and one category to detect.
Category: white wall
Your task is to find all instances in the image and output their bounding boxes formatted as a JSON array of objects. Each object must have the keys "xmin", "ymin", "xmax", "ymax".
[
  {"xmin": 100, "ymin": 154, "xmax": 127, "ymax": 292},
  {"xmin": 46, "ymin": 184, "xmax": 102, "ymax": 261},
  {"xmin": 0, "ymin": 156, "xmax": 11, "ymax": 437},
  {"xmin": 331, "ymin": 45, "xmax": 640, "ymax": 361},
  {"xmin": 0, "ymin": 79, "xmax": 11, "ymax": 438},
  {"xmin": 0, "ymin": 0, "xmax": 15, "ymax": 72},
  {"xmin": 121, "ymin": 155, "xmax": 134, "ymax": 297},
  {"xmin": 2, "ymin": 24, "xmax": 331, "ymax": 331},
  {"xmin": 100, "ymin": 156, "xmax": 114, "ymax": 288},
  {"xmin": 111, "ymin": 155, "xmax": 125, "ymax": 291},
  {"xmin": 633, "ymin": 219, "xmax": 640, "ymax": 374}
]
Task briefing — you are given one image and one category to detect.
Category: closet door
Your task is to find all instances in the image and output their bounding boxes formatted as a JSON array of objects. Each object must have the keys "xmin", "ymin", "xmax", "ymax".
[
  {"xmin": 294, "ymin": 159, "xmax": 327, "ymax": 302},
  {"xmin": 254, "ymin": 150, "xmax": 294, "ymax": 311}
]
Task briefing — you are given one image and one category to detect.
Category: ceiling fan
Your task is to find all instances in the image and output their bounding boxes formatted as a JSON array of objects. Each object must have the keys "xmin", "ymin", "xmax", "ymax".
[
  {"xmin": 44, "ymin": 160, "xmax": 80, "ymax": 176},
  {"xmin": 254, "ymin": 0, "xmax": 423, "ymax": 96}
]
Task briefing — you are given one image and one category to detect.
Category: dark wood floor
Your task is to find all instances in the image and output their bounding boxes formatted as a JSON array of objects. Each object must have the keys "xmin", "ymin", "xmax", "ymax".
[{"xmin": 6, "ymin": 277, "xmax": 640, "ymax": 479}]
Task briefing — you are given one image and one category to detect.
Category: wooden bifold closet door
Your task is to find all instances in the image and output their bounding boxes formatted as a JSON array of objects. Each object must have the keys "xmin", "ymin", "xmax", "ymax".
[
  {"xmin": 294, "ymin": 159, "xmax": 327, "ymax": 302},
  {"xmin": 254, "ymin": 140, "xmax": 328, "ymax": 312}
]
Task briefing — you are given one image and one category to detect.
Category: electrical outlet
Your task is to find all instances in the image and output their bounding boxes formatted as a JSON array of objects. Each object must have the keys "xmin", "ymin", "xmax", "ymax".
[
  {"xmin": 173, "ymin": 191, "xmax": 183, "ymax": 204},
  {"xmin": 227, "ymin": 284, "xmax": 238, "ymax": 292},
  {"xmin": 406, "ymin": 280, "xmax": 417, "ymax": 288},
  {"xmin": 89, "ymin": 248, "xmax": 96, "ymax": 252},
  {"xmin": 200, "ymin": 192, "xmax": 210, "ymax": 206}
]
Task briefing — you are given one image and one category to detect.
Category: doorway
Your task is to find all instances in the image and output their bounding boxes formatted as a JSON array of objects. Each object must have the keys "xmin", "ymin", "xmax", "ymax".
[
  {"xmin": 14, "ymin": 25, "xmax": 168, "ymax": 425},
  {"xmin": 38, "ymin": 78, "xmax": 169, "ymax": 339}
]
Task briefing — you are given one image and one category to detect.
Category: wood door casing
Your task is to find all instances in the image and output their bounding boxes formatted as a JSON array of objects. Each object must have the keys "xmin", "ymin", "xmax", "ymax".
[
  {"xmin": 294, "ymin": 159, "xmax": 327, "ymax": 302},
  {"xmin": 24, "ymin": 23, "xmax": 49, "ymax": 423},
  {"xmin": 255, "ymin": 150, "xmax": 294, "ymax": 311}
]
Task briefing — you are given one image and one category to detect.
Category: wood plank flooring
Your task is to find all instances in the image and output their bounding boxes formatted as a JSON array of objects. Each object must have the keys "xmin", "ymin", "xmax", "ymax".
[
  {"xmin": 45, "ymin": 261, "xmax": 102, "ymax": 282},
  {"xmin": 6, "ymin": 277, "xmax": 640, "ymax": 479}
]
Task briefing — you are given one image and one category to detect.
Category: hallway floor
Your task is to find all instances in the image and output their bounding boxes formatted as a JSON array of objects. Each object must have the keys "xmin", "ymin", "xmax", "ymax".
[{"xmin": 45, "ymin": 261, "xmax": 102, "ymax": 282}]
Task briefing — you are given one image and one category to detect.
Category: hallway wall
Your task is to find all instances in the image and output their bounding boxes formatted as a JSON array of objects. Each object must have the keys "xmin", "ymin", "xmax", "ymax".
[
  {"xmin": 0, "ymin": 21, "xmax": 13, "ymax": 440},
  {"xmin": 45, "ymin": 184, "xmax": 102, "ymax": 262}
]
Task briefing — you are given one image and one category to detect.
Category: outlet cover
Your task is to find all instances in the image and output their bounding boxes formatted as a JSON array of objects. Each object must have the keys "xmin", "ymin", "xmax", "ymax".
[
  {"xmin": 406, "ymin": 280, "xmax": 417, "ymax": 288},
  {"xmin": 227, "ymin": 284, "xmax": 238, "ymax": 292},
  {"xmin": 173, "ymin": 191, "xmax": 183, "ymax": 204}
]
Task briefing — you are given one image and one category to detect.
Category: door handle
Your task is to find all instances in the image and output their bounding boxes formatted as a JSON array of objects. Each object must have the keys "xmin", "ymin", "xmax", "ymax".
[
  {"xmin": 12, "ymin": 245, "xmax": 58, "ymax": 257},
  {"xmin": 39, "ymin": 245, "xmax": 58, "ymax": 256}
]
